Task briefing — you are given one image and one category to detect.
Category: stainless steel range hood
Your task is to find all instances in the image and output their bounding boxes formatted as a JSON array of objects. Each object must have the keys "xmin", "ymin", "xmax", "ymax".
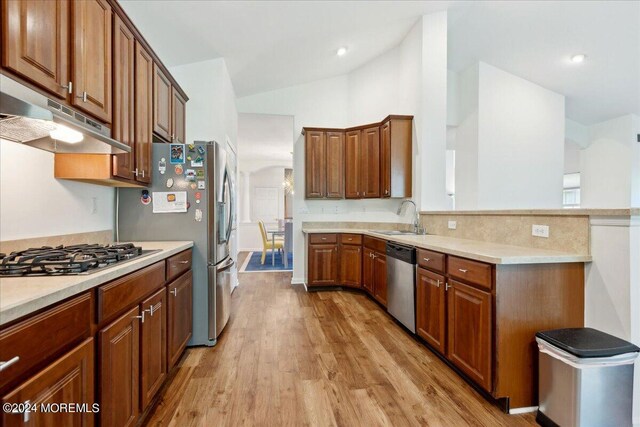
[{"xmin": 0, "ymin": 75, "xmax": 130, "ymax": 154}]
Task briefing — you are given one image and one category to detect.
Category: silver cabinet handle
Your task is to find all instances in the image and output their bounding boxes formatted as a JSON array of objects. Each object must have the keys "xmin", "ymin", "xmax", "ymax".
[
  {"xmin": 170, "ymin": 288, "xmax": 178, "ymax": 297},
  {"xmin": 61, "ymin": 81, "xmax": 72, "ymax": 94},
  {"xmin": 423, "ymin": 258, "xmax": 430, "ymax": 262},
  {"xmin": 347, "ymin": 238, "xmax": 352, "ymax": 241},
  {"xmin": 458, "ymin": 269, "xmax": 468, "ymax": 273},
  {"xmin": 445, "ymin": 282, "xmax": 451, "ymax": 291},
  {"xmin": 0, "ymin": 356, "xmax": 20, "ymax": 371},
  {"xmin": 134, "ymin": 168, "xmax": 139, "ymax": 177},
  {"xmin": 133, "ymin": 312, "xmax": 145, "ymax": 323},
  {"xmin": 321, "ymin": 237, "xmax": 327, "ymax": 240},
  {"xmin": 178, "ymin": 260, "xmax": 190, "ymax": 264},
  {"xmin": 77, "ymin": 91, "xmax": 87, "ymax": 102},
  {"xmin": 141, "ymin": 170, "xmax": 145, "ymax": 178},
  {"xmin": 436, "ymin": 280, "xmax": 440, "ymax": 287}
]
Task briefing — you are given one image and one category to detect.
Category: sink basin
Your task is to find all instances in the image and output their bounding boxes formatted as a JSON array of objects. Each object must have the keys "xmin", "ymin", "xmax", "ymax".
[{"xmin": 371, "ymin": 230, "xmax": 421, "ymax": 236}]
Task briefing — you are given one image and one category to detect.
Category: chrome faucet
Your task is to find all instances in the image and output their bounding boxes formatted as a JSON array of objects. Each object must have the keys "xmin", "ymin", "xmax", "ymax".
[{"xmin": 397, "ymin": 200, "xmax": 425, "ymax": 234}]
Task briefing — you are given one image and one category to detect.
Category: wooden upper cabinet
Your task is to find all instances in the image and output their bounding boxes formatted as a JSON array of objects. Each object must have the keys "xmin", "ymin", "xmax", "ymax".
[
  {"xmin": 325, "ymin": 131, "xmax": 344, "ymax": 198},
  {"xmin": 2, "ymin": 338, "xmax": 94, "ymax": 427},
  {"xmin": 380, "ymin": 117, "xmax": 412, "ymax": 198},
  {"xmin": 447, "ymin": 279, "xmax": 492, "ymax": 392},
  {"xmin": 171, "ymin": 87, "xmax": 186, "ymax": 144},
  {"xmin": 153, "ymin": 63, "xmax": 172, "ymax": 141},
  {"xmin": 416, "ymin": 268, "xmax": 446, "ymax": 354},
  {"xmin": 360, "ymin": 126, "xmax": 380, "ymax": 198},
  {"xmin": 344, "ymin": 130, "xmax": 361, "ymax": 199},
  {"xmin": 99, "ymin": 306, "xmax": 140, "ymax": 427},
  {"xmin": 2, "ymin": 0, "xmax": 70, "ymax": 99},
  {"xmin": 134, "ymin": 42, "xmax": 153, "ymax": 184},
  {"xmin": 305, "ymin": 131, "xmax": 326, "ymax": 198},
  {"xmin": 380, "ymin": 121, "xmax": 391, "ymax": 197},
  {"xmin": 167, "ymin": 270, "xmax": 193, "ymax": 369},
  {"xmin": 72, "ymin": 0, "xmax": 112, "ymax": 123},
  {"xmin": 112, "ymin": 14, "xmax": 135, "ymax": 181},
  {"xmin": 139, "ymin": 288, "xmax": 167, "ymax": 409}
]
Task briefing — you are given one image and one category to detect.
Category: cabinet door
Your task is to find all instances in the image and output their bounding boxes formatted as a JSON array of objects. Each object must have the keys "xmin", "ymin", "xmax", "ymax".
[
  {"xmin": 99, "ymin": 306, "xmax": 140, "ymax": 427},
  {"xmin": 360, "ymin": 126, "xmax": 380, "ymax": 198},
  {"xmin": 112, "ymin": 15, "xmax": 135, "ymax": 181},
  {"xmin": 416, "ymin": 268, "xmax": 446, "ymax": 354},
  {"xmin": 447, "ymin": 279, "xmax": 492, "ymax": 391},
  {"xmin": 134, "ymin": 42, "xmax": 153, "ymax": 184},
  {"xmin": 344, "ymin": 130, "xmax": 361, "ymax": 199},
  {"xmin": 140, "ymin": 288, "xmax": 167, "ymax": 409},
  {"xmin": 307, "ymin": 243, "xmax": 337, "ymax": 286},
  {"xmin": 171, "ymin": 87, "xmax": 186, "ymax": 144},
  {"xmin": 72, "ymin": 0, "xmax": 112, "ymax": 123},
  {"xmin": 153, "ymin": 63, "xmax": 172, "ymax": 141},
  {"xmin": 362, "ymin": 248, "xmax": 374, "ymax": 294},
  {"xmin": 305, "ymin": 131, "xmax": 325, "ymax": 198},
  {"xmin": 2, "ymin": 0, "xmax": 70, "ymax": 99},
  {"xmin": 339, "ymin": 244, "xmax": 361, "ymax": 288},
  {"xmin": 380, "ymin": 121, "xmax": 391, "ymax": 198},
  {"xmin": 2, "ymin": 338, "xmax": 94, "ymax": 427},
  {"xmin": 372, "ymin": 252, "xmax": 387, "ymax": 306},
  {"xmin": 167, "ymin": 270, "xmax": 193, "ymax": 369},
  {"xmin": 325, "ymin": 131, "xmax": 344, "ymax": 199}
]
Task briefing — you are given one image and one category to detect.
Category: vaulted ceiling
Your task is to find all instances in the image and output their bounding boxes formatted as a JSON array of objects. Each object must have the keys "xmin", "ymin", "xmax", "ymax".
[{"xmin": 121, "ymin": 0, "xmax": 639, "ymax": 125}]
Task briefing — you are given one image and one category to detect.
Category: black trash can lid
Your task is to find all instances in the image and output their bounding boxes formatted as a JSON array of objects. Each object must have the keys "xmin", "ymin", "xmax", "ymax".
[{"xmin": 536, "ymin": 328, "xmax": 640, "ymax": 358}]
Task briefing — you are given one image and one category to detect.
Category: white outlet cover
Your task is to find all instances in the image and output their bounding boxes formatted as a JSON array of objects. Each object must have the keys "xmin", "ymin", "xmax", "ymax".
[
  {"xmin": 532, "ymin": 224, "xmax": 550, "ymax": 238},
  {"xmin": 448, "ymin": 220, "xmax": 457, "ymax": 230}
]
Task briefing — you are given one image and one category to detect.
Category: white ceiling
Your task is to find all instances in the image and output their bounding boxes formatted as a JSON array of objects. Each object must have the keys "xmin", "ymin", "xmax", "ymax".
[
  {"xmin": 120, "ymin": 1, "xmax": 639, "ymax": 125},
  {"xmin": 237, "ymin": 113, "xmax": 293, "ymax": 164}
]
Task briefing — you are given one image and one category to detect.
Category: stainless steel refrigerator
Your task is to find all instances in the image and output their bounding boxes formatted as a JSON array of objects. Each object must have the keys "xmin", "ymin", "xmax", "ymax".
[{"xmin": 117, "ymin": 141, "xmax": 234, "ymax": 346}]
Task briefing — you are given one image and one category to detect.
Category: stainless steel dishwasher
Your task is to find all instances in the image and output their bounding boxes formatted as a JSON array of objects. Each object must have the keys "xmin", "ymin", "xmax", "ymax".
[{"xmin": 386, "ymin": 242, "xmax": 416, "ymax": 333}]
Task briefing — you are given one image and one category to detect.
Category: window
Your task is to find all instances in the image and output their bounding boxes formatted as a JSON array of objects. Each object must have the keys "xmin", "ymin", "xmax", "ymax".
[{"xmin": 563, "ymin": 173, "xmax": 580, "ymax": 208}]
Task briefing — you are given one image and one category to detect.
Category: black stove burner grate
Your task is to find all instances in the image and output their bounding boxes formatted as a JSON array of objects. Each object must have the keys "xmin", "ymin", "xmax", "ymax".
[{"xmin": 0, "ymin": 243, "xmax": 143, "ymax": 276}]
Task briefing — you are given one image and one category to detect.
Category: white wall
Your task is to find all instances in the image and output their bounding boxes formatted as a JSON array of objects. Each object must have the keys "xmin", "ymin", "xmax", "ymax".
[
  {"xmin": 564, "ymin": 140, "xmax": 582, "ymax": 174},
  {"xmin": 0, "ymin": 141, "xmax": 114, "ymax": 241},
  {"xmin": 235, "ymin": 14, "xmax": 447, "ymax": 283},
  {"xmin": 580, "ymin": 114, "xmax": 638, "ymax": 208},
  {"xmin": 455, "ymin": 62, "xmax": 565, "ymax": 209},
  {"xmin": 170, "ymin": 59, "xmax": 238, "ymax": 150}
]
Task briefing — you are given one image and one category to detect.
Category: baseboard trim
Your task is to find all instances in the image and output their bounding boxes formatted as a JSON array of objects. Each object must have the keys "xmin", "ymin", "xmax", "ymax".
[
  {"xmin": 510, "ymin": 406, "xmax": 538, "ymax": 415},
  {"xmin": 291, "ymin": 277, "xmax": 306, "ymax": 286}
]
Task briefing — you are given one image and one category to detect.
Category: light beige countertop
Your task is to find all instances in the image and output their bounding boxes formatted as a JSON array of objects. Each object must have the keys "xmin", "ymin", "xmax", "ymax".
[
  {"xmin": 419, "ymin": 208, "xmax": 639, "ymax": 216},
  {"xmin": 0, "ymin": 241, "xmax": 193, "ymax": 326},
  {"xmin": 302, "ymin": 228, "xmax": 592, "ymax": 265}
]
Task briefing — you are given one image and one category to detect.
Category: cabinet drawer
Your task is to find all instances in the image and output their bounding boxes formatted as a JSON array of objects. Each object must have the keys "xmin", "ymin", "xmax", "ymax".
[
  {"xmin": 340, "ymin": 234, "xmax": 362, "ymax": 245},
  {"xmin": 363, "ymin": 235, "xmax": 386, "ymax": 253},
  {"xmin": 166, "ymin": 249, "xmax": 192, "ymax": 282},
  {"xmin": 97, "ymin": 261, "xmax": 165, "ymax": 324},
  {"xmin": 447, "ymin": 256, "xmax": 493, "ymax": 290},
  {"xmin": 417, "ymin": 248, "xmax": 445, "ymax": 273},
  {"xmin": 0, "ymin": 293, "xmax": 91, "ymax": 391},
  {"xmin": 309, "ymin": 233, "xmax": 337, "ymax": 244}
]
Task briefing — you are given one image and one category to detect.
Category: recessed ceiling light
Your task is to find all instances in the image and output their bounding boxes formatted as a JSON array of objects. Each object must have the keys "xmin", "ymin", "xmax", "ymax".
[
  {"xmin": 337, "ymin": 47, "xmax": 348, "ymax": 57},
  {"xmin": 570, "ymin": 54, "xmax": 586, "ymax": 63}
]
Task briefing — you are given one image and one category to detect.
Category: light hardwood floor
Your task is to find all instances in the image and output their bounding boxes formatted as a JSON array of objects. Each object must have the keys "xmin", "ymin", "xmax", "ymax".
[{"xmin": 145, "ymin": 269, "xmax": 537, "ymax": 426}]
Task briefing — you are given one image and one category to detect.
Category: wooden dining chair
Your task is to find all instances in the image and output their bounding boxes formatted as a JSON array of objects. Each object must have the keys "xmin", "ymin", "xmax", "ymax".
[{"xmin": 258, "ymin": 221, "xmax": 283, "ymax": 265}]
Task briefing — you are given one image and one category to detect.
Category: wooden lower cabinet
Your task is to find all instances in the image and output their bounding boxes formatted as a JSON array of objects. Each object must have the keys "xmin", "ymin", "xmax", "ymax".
[
  {"xmin": 140, "ymin": 288, "xmax": 167, "ymax": 409},
  {"xmin": 372, "ymin": 253, "xmax": 387, "ymax": 306},
  {"xmin": 307, "ymin": 243, "xmax": 338, "ymax": 286},
  {"xmin": 2, "ymin": 338, "xmax": 94, "ymax": 427},
  {"xmin": 416, "ymin": 268, "xmax": 446, "ymax": 354},
  {"xmin": 99, "ymin": 306, "xmax": 140, "ymax": 427},
  {"xmin": 361, "ymin": 246, "xmax": 387, "ymax": 306},
  {"xmin": 362, "ymin": 248, "xmax": 375, "ymax": 294},
  {"xmin": 447, "ymin": 279, "xmax": 492, "ymax": 392},
  {"xmin": 167, "ymin": 271, "xmax": 193, "ymax": 369},
  {"xmin": 338, "ymin": 243, "xmax": 362, "ymax": 288}
]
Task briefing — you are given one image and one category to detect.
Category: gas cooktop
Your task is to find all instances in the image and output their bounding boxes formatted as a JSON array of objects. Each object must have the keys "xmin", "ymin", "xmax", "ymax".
[{"xmin": 0, "ymin": 243, "xmax": 157, "ymax": 277}]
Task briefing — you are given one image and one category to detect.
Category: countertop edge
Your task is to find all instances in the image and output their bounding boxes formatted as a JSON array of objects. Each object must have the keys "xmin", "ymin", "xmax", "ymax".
[
  {"xmin": 302, "ymin": 228, "xmax": 591, "ymax": 264},
  {"xmin": 0, "ymin": 241, "xmax": 194, "ymax": 326}
]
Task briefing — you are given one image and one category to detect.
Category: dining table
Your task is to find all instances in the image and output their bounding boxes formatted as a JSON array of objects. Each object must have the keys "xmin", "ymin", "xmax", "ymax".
[{"xmin": 267, "ymin": 228, "xmax": 286, "ymax": 266}]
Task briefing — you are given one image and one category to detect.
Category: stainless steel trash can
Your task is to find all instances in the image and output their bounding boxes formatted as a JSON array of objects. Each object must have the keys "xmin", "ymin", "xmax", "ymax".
[{"xmin": 536, "ymin": 328, "xmax": 639, "ymax": 427}]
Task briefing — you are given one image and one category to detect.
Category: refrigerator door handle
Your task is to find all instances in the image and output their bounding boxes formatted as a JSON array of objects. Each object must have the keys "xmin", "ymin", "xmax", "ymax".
[{"xmin": 225, "ymin": 168, "xmax": 234, "ymax": 243}]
